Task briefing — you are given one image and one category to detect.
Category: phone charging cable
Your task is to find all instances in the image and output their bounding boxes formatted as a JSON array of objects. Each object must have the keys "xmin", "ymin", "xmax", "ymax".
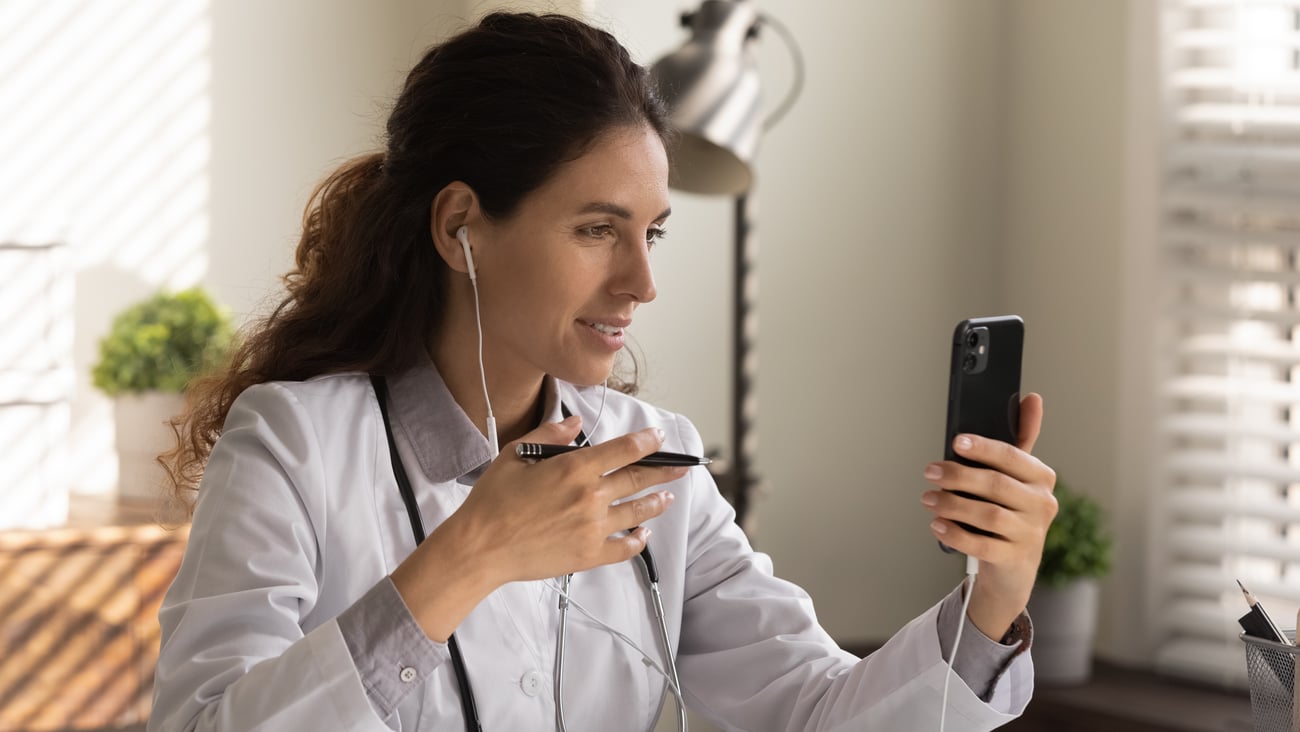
[{"xmin": 940, "ymin": 555, "xmax": 979, "ymax": 732}]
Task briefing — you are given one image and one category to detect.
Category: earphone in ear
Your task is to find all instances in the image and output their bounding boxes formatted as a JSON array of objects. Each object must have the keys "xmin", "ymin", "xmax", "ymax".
[
  {"xmin": 456, "ymin": 225, "xmax": 477, "ymax": 281},
  {"xmin": 456, "ymin": 224, "xmax": 498, "ymax": 457}
]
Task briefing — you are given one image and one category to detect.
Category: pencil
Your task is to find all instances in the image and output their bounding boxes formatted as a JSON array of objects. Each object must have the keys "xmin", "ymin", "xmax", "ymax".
[{"xmin": 1238, "ymin": 580, "xmax": 1292, "ymax": 646}]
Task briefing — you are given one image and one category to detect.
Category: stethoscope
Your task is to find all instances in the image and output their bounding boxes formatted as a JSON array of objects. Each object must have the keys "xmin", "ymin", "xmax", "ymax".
[{"xmin": 370, "ymin": 374, "xmax": 686, "ymax": 732}]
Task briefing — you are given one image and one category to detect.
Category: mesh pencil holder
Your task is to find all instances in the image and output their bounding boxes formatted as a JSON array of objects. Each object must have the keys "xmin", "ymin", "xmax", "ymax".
[{"xmin": 1243, "ymin": 630, "xmax": 1299, "ymax": 732}]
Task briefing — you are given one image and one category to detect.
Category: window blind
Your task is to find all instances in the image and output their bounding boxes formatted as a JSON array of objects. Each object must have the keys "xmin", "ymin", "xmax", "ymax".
[{"xmin": 1157, "ymin": 0, "xmax": 1300, "ymax": 686}]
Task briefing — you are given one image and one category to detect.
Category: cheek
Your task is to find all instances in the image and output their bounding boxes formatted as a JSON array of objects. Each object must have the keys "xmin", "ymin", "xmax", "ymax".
[
  {"xmin": 486, "ymin": 260, "xmax": 578, "ymax": 327},
  {"xmin": 485, "ymin": 241, "xmax": 609, "ymax": 320}
]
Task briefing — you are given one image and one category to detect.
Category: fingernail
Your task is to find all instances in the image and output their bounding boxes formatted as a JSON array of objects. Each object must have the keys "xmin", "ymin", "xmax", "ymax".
[
  {"xmin": 955, "ymin": 435, "xmax": 973, "ymax": 450},
  {"xmin": 661, "ymin": 490, "xmax": 675, "ymax": 504},
  {"xmin": 561, "ymin": 415, "xmax": 579, "ymax": 426},
  {"xmin": 924, "ymin": 463, "xmax": 942, "ymax": 480},
  {"xmin": 641, "ymin": 527, "xmax": 653, "ymax": 539},
  {"xmin": 920, "ymin": 491, "xmax": 938, "ymax": 507},
  {"xmin": 931, "ymin": 519, "xmax": 948, "ymax": 535},
  {"xmin": 653, "ymin": 427, "xmax": 665, "ymax": 442}
]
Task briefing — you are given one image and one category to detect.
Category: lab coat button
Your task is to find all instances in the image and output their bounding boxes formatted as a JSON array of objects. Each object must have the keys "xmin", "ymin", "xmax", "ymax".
[
  {"xmin": 399, "ymin": 666, "xmax": 417, "ymax": 683},
  {"xmin": 520, "ymin": 669, "xmax": 544, "ymax": 697}
]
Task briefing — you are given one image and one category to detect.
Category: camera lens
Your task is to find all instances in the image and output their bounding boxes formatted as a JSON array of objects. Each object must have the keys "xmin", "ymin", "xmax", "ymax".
[
  {"xmin": 965, "ymin": 331, "xmax": 980, "ymax": 348},
  {"xmin": 962, "ymin": 353, "xmax": 978, "ymax": 372}
]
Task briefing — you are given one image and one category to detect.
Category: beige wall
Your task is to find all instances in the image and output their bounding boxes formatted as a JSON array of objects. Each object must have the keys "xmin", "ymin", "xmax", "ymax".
[
  {"xmin": 11, "ymin": 0, "xmax": 1147, "ymax": 714},
  {"xmin": 998, "ymin": 0, "xmax": 1146, "ymax": 666},
  {"xmin": 599, "ymin": 0, "xmax": 1010, "ymax": 649},
  {"xmin": 206, "ymin": 0, "xmax": 1014, "ymax": 648},
  {"xmin": 206, "ymin": 0, "xmax": 472, "ymax": 318},
  {"xmin": 619, "ymin": 0, "xmax": 1145, "ymax": 672}
]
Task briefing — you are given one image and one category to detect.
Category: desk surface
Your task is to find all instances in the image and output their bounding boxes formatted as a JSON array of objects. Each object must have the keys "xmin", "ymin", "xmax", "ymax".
[
  {"xmin": 841, "ymin": 641, "xmax": 1255, "ymax": 732},
  {"xmin": 0, "ymin": 496, "xmax": 188, "ymax": 730},
  {"xmin": 1003, "ymin": 661, "xmax": 1253, "ymax": 732},
  {"xmin": 0, "ymin": 495, "xmax": 187, "ymax": 550}
]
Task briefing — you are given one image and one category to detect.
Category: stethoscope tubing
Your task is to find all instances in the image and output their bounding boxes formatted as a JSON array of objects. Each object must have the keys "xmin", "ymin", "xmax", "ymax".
[{"xmin": 372, "ymin": 375, "xmax": 683, "ymax": 732}]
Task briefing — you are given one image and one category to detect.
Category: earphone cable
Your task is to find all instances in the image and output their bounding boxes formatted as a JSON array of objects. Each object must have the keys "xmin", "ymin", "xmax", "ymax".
[
  {"xmin": 468, "ymin": 272, "xmax": 498, "ymax": 457},
  {"xmin": 575, "ymin": 379, "xmax": 609, "ymax": 448},
  {"xmin": 939, "ymin": 564, "xmax": 978, "ymax": 732}
]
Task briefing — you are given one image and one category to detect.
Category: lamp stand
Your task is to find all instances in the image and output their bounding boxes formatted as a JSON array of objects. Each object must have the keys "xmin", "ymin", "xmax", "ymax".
[{"xmin": 712, "ymin": 192, "xmax": 760, "ymax": 528}]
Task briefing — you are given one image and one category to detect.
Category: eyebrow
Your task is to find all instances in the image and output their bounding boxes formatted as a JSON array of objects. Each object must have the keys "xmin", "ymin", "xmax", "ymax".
[{"xmin": 577, "ymin": 202, "xmax": 672, "ymax": 221}]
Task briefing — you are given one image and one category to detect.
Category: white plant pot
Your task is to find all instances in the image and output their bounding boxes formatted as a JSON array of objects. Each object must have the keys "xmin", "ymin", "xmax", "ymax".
[
  {"xmin": 113, "ymin": 391, "xmax": 187, "ymax": 502},
  {"xmin": 1026, "ymin": 578, "xmax": 1100, "ymax": 685}
]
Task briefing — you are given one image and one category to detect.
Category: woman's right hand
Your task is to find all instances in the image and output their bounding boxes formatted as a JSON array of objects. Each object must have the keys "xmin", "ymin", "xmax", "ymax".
[{"xmin": 391, "ymin": 415, "xmax": 684, "ymax": 641}]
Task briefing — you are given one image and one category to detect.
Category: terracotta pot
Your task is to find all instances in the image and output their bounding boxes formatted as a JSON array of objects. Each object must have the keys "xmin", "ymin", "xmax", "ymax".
[{"xmin": 113, "ymin": 391, "xmax": 186, "ymax": 502}]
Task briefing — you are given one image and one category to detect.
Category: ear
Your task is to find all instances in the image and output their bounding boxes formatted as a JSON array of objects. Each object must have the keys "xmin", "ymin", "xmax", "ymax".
[{"xmin": 430, "ymin": 182, "xmax": 481, "ymax": 276}]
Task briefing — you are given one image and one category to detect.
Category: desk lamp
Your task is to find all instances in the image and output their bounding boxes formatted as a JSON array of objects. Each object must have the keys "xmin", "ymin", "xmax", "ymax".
[{"xmin": 650, "ymin": 0, "xmax": 802, "ymax": 527}]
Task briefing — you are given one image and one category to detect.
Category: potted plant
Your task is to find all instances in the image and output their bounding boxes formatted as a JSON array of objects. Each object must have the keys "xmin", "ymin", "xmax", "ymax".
[
  {"xmin": 1026, "ymin": 478, "xmax": 1113, "ymax": 685},
  {"xmin": 92, "ymin": 287, "xmax": 233, "ymax": 502}
]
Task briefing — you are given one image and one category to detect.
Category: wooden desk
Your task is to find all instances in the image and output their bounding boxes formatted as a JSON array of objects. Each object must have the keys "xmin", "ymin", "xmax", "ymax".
[
  {"xmin": 841, "ymin": 642, "xmax": 1254, "ymax": 731},
  {"xmin": 1003, "ymin": 661, "xmax": 1254, "ymax": 732},
  {"xmin": 0, "ymin": 498, "xmax": 187, "ymax": 732}
]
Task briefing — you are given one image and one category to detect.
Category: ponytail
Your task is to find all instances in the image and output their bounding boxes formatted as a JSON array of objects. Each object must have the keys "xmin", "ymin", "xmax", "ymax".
[{"xmin": 162, "ymin": 151, "xmax": 445, "ymax": 514}]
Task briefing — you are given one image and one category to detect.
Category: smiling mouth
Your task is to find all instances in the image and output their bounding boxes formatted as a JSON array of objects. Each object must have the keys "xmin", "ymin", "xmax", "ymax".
[{"xmin": 581, "ymin": 320, "xmax": 625, "ymax": 336}]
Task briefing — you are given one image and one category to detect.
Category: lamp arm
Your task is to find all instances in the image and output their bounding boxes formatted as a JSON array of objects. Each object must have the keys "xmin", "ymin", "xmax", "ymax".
[{"xmin": 758, "ymin": 12, "xmax": 805, "ymax": 133}]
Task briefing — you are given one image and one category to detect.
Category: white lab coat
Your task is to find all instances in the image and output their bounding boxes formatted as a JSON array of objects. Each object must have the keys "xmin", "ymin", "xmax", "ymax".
[{"xmin": 149, "ymin": 370, "xmax": 1032, "ymax": 731}]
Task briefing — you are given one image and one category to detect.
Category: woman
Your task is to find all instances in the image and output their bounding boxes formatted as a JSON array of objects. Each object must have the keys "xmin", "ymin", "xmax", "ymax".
[{"xmin": 150, "ymin": 12, "xmax": 1057, "ymax": 732}]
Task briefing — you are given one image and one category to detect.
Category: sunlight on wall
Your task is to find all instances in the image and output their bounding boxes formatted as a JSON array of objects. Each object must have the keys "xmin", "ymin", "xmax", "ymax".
[
  {"xmin": 0, "ymin": 0, "xmax": 211, "ymax": 519},
  {"xmin": 0, "ymin": 241, "xmax": 72, "ymax": 530}
]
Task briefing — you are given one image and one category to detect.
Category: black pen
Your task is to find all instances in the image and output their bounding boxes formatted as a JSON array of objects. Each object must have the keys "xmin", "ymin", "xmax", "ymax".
[
  {"xmin": 515, "ymin": 442, "xmax": 711, "ymax": 467},
  {"xmin": 1237, "ymin": 579, "xmax": 1292, "ymax": 645}
]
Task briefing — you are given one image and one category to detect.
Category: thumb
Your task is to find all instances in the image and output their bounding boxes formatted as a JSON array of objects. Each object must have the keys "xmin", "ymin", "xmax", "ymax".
[
  {"xmin": 512, "ymin": 414, "xmax": 583, "ymax": 448},
  {"xmin": 1017, "ymin": 393, "xmax": 1044, "ymax": 454}
]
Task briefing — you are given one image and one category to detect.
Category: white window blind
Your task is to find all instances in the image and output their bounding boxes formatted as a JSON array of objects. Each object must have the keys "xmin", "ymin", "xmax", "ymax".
[{"xmin": 1157, "ymin": 0, "xmax": 1300, "ymax": 685}]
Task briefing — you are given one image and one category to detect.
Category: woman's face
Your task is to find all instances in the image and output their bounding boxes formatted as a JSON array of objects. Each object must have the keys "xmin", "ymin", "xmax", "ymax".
[{"xmin": 472, "ymin": 124, "xmax": 671, "ymax": 387}]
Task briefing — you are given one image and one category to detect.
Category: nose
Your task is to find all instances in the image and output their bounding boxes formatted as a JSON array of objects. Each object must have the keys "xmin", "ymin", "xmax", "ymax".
[{"xmin": 614, "ymin": 240, "xmax": 657, "ymax": 304}]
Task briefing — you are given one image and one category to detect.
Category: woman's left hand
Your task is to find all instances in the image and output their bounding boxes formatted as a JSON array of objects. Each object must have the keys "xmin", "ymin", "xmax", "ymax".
[{"xmin": 919, "ymin": 392, "xmax": 1057, "ymax": 641}]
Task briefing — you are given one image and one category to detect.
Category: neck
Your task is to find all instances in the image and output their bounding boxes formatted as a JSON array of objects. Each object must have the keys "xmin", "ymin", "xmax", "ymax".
[{"xmin": 431, "ymin": 287, "xmax": 546, "ymax": 448}]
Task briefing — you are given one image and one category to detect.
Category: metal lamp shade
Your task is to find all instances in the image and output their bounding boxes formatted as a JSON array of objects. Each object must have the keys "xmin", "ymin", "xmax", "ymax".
[{"xmin": 650, "ymin": 0, "xmax": 763, "ymax": 195}]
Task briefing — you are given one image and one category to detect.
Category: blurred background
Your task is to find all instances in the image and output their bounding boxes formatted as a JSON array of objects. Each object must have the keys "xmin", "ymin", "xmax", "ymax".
[{"xmin": 2, "ymin": 0, "xmax": 1297, "ymax": 730}]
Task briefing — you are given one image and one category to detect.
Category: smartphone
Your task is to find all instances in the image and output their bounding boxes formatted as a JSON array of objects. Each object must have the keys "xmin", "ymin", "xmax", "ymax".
[{"xmin": 941, "ymin": 315, "xmax": 1024, "ymax": 542}]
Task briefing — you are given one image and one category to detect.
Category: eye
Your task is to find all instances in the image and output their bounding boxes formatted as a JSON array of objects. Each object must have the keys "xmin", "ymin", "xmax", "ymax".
[
  {"xmin": 646, "ymin": 226, "xmax": 669, "ymax": 248},
  {"xmin": 580, "ymin": 224, "xmax": 616, "ymax": 240}
]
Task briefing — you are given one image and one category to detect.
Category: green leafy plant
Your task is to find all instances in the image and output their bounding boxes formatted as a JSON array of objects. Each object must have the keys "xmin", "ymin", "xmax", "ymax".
[
  {"xmin": 91, "ymin": 287, "xmax": 234, "ymax": 396},
  {"xmin": 1037, "ymin": 479, "xmax": 1113, "ymax": 588}
]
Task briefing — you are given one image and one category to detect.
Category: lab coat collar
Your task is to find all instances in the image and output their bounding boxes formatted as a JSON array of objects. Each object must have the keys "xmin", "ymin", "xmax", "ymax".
[{"xmin": 385, "ymin": 354, "xmax": 562, "ymax": 484}]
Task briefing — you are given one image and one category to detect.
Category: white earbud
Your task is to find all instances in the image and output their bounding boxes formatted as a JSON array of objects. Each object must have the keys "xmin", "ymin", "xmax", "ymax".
[
  {"xmin": 457, "ymin": 224, "xmax": 497, "ymax": 457},
  {"xmin": 456, "ymin": 225, "xmax": 477, "ymax": 281}
]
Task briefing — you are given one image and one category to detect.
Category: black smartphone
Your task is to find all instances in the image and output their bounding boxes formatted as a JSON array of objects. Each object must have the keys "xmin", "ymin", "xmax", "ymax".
[{"xmin": 941, "ymin": 315, "xmax": 1024, "ymax": 543}]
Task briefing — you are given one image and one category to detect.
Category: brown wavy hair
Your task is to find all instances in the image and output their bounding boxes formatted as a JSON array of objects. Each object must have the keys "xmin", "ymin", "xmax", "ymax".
[{"xmin": 163, "ymin": 12, "xmax": 671, "ymax": 515}]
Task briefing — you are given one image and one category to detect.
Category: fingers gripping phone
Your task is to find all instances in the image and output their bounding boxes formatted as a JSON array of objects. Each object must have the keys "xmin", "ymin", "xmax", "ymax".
[{"xmin": 941, "ymin": 316, "xmax": 1024, "ymax": 548}]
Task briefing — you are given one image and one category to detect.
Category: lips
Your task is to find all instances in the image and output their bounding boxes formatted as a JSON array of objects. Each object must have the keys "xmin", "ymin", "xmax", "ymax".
[
  {"xmin": 579, "ymin": 318, "xmax": 631, "ymax": 336},
  {"xmin": 578, "ymin": 318, "xmax": 631, "ymax": 351}
]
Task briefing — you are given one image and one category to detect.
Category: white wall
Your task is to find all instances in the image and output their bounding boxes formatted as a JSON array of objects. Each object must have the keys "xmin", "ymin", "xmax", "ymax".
[
  {"xmin": 4, "ymin": 0, "xmax": 1150, "ymax": 703},
  {"xmin": 620, "ymin": 0, "xmax": 1149, "ymax": 673},
  {"xmin": 997, "ymin": 0, "xmax": 1145, "ymax": 666},
  {"xmin": 599, "ymin": 0, "xmax": 1008, "ymax": 643},
  {"xmin": 1, "ymin": 0, "xmax": 217, "ymax": 499},
  {"xmin": 0, "ymin": 0, "xmax": 467, "ymax": 502},
  {"xmin": 3, "ymin": 0, "xmax": 1020, "ymax": 638},
  {"xmin": 207, "ymin": 0, "xmax": 475, "ymax": 320},
  {"xmin": 209, "ymin": 0, "xmax": 1013, "ymax": 651}
]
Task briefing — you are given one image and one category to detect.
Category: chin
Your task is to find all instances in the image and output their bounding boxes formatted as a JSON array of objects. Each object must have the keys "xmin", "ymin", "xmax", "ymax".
[{"xmin": 553, "ymin": 360, "xmax": 616, "ymax": 388}]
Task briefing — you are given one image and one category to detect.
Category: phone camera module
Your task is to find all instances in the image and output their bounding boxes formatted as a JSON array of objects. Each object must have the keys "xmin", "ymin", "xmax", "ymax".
[
  {"xmin": 965, "ymin": 331, "xmax": 980, "ymax": 349},
  {"xmin": 962, "ymin": 353, "xmax": 978, "ymax": 373}
]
